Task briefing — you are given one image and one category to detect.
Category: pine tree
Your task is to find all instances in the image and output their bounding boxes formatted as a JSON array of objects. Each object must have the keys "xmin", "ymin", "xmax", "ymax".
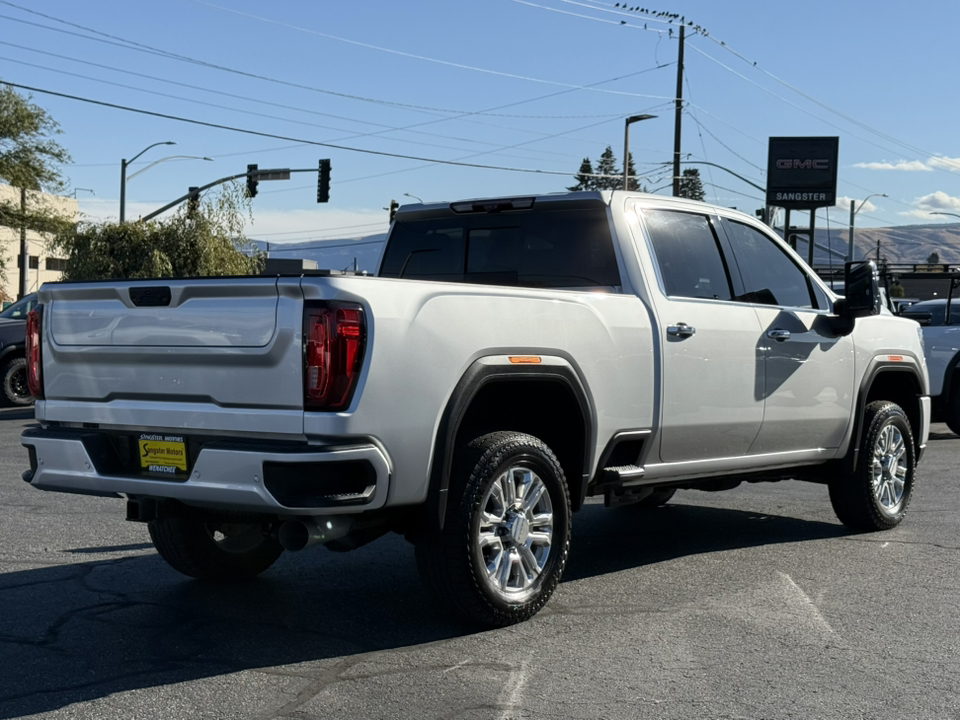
[
  {"xmin": 593, "ymin": 146, "xmax": 620, "ymax": 191},
  {"xmin": 677, "ymin": 168, "xmax": 705, "ymax": 201},
  {"xmin": 567, "ymin": 158, "xmax": 595, "ymax": 192},
  {"xmin": 626, "ymin": 152, "xmax": 646, "ymax": 192}
]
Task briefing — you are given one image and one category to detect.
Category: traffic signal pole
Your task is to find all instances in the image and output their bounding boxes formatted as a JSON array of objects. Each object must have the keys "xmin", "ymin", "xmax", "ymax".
[{"xmin": 139, "ymin": 163, "xmax": 329, "ymax": 223}]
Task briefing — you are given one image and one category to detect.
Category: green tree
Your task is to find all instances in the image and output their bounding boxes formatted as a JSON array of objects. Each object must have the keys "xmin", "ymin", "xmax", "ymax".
[
  {"xmin": 568, "ymin": 147, "xmax": 646, "ymax": 192},
  {"xmin": 677, "ymin": 168, "xmax": 705, "ymax": 201},
  {"xmin": 927, "ymin": 251, "xmax": 940, "ymax": 264},
  {"xmin": 593, "ymin": 146, "xmax": 620, "ymax": 191},
  {"xmin": 0, "ymin": 83, "xmax": 73, "ymax": 300},
  {"xmin": 52, "ymin": 182, "xmax": 264, "ymax": 281},
  {"xmin": 567, "ymin": 157, "xmax": 595, "ymax": 192}
]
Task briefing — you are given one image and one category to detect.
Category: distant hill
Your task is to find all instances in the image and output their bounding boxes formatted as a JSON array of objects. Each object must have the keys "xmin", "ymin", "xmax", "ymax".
[
  {"xmin": 782, "ymin": 222, "xmax": 960, "ymax": 266},
  {"xmin": 250, "ymin": 222, "xmax": 960, "ymax": 275},
  {"xmin": 251, "ymin": 234, "xmax": 387, "ymax": 274}
]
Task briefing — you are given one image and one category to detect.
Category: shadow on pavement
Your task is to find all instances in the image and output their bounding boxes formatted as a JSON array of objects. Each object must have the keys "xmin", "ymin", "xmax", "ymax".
[{"xmin": 0, "ymin": 499, "xmax": 846, "ymax": 717}]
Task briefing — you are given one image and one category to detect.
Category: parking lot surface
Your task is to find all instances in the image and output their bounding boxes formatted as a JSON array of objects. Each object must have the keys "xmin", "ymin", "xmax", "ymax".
[{"xmin": 1, "ymin": 407, "xmax": 958, "ymax": 719}]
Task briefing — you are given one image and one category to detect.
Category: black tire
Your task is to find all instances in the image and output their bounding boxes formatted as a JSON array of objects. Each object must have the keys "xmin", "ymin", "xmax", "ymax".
[
  {"xmin": 2, "ymin": 357, "xmax": 33, "ymax": 406},
  {"xmin": 829, "ymin": 401, "xmax": 916, "ymax": 532},
  {"xmin": 415, "ymin": 431, "xmax": 571, "ymax": 627},
  {"xmin": 945, "ymin": 386, "xmax": 960, "ymax": 436},
  {"xmin": 148, "ymin": 516, "xmax": 283, "ymax": 581}
]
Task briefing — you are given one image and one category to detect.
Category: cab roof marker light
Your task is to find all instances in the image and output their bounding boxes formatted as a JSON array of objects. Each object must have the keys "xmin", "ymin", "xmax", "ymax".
[{"xmin": 450, "ymin": 197, "xmax": 536, "ymax": 214}]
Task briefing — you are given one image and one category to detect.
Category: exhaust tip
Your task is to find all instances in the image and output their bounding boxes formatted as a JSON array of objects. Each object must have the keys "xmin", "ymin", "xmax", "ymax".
[{"xmin": 278, "ymin": 520, "xmax": 311, "ymax": 552}]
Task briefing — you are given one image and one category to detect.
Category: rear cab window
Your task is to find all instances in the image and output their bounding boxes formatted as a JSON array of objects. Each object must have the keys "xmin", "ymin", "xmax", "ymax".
[{"xmin": 379, "ymin": 202, "xmax": 621, "ymax": 290}]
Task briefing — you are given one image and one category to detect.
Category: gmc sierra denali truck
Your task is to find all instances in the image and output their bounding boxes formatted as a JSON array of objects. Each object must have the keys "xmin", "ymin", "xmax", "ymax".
[{"xmin": 21, "ymin": 191, "xmax": 930, "ymax": 626}]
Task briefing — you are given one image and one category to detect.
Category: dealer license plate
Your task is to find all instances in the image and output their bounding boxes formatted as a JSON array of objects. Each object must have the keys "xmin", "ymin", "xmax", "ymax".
[{"xmin": 138, "ymin": 433, "xmax": 188, "ymax": 475}]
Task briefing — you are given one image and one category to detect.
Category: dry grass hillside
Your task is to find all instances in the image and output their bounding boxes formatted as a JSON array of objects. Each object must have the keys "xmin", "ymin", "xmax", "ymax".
[{"xmin": 786, "ymin": 222, "xmax": 960, "ymax": 266}]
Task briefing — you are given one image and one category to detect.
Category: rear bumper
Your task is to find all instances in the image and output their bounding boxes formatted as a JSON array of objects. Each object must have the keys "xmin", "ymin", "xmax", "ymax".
[{"xmin": 21, "ymin": 427, "xmax": 392, "ymax": 515}]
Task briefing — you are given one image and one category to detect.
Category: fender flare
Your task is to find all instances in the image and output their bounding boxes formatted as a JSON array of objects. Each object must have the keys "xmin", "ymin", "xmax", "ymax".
[
  {"xmin": 845, "ymin": 361, "xmax": 925, "ymax": 473},
  {"xmin": 423, "ymin": 357, "xmax": 593, "ymax": 532}
]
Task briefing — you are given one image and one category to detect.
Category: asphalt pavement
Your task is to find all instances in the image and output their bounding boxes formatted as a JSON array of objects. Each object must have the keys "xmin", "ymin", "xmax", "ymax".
[{"xmin": 1, "ymin": 406, "xmax": 958, "ymax": 719}]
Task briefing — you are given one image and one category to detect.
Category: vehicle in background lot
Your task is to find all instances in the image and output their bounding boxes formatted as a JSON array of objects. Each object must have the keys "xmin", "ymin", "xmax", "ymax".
[
  {"xmin": 0, "ymin": 293, "xmax": 37, "ymax": 406},
  {"xmin": 899, "ymin": 297, "xmax": 960, "ymax": 433},
  {"xmin": 20, "ymin": 192, "xmax": 930, "ymax": 626}
]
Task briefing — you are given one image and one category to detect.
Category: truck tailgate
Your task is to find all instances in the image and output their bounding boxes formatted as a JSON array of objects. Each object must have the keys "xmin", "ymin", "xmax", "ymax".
[{"xmin": 37, "ymin": 278, "xmax": 306, "ymax": 435}]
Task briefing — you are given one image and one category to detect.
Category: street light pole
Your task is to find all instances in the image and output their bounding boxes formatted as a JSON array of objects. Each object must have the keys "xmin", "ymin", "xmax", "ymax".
[
  {"xmin": 930, "ymin": 211, "xmax": 960, "ymax": 221},
  {"xmin": 403, "ymin": 193, "xmax": 423, "ymax": 203},
  {"xmin": 848, "ymin": 193, "xmax": 887, "ymax": 262},
  {"xmin": 120, "ymin": 141, "xmax": 175, "ymax": 222},
  {"xmin": 623, "ymin": 114, "xmax": 657, "ymax": 190},
  {"xmin": 125, "ymin": 156, "xmax": 213, "ymax": 184}
]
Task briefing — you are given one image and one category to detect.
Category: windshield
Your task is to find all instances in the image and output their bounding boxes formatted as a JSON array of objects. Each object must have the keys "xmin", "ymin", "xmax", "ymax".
[{"xmin": 0, "ymin": 294, "xmax": 36, "ymax": 320}]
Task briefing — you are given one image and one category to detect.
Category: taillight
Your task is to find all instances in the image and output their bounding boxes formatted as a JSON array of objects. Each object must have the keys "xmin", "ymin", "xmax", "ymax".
[
  {"xmin": 26, "ymin": 306, "xmax": 43, "ymax": 399},
  {"xmin": 304, "ymin": 303, "xmax": 365, "ymax": 411}
]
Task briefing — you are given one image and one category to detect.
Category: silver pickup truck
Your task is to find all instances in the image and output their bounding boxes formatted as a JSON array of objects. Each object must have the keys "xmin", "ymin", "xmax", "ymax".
[{"xmin": 21, "ymin": 191, "xmax": 930, "ymax": 626}]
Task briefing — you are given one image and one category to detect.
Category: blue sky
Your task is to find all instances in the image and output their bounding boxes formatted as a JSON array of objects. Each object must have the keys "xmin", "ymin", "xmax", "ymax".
[{"xmin": 2, "ymin": 0, "xmax": 958, "ymax": 245}]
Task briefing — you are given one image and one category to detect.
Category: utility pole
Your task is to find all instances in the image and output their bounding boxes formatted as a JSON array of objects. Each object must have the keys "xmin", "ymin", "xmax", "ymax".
[
  {"xmin": 672, "ymin": 24, "xmax": 685, "ymax": 197},
  {"xmin": 18, "ymin": 187, "xmax": 28, "ymax": 300}
]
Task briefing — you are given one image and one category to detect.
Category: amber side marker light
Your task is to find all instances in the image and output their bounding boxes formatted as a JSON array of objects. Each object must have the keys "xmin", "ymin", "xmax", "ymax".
[
  {"xmin": 887, "ymin": 355, "xmax": 904, "ymax": 362},
  {"xmin": 509, "ymin": 356, "xmax": 542, "ymax": 364}
]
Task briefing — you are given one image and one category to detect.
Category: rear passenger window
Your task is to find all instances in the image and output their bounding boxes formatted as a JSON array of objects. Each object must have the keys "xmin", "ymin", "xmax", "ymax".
[
  {"xmin": 722, "ymin": 220, "xmax": 815, "ymax": 308},
  {"xmin": 642, "ymin": 209, "xmax": 732, "ymax": 301},
  {"xmin": 379, "ymin": 207, "xmax": 620, "ymax": 289}
]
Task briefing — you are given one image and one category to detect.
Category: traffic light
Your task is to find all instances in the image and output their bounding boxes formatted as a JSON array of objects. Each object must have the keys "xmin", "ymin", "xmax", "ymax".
[
  {"xmin": 755, "ymin": 206, "xmax": 769, "ymax": 225},
  {"xmin": 187, "ymin": 186, "xmax": 199, "ymax": 217},
  {"xmin": 389, "ymin": 199, "xmax": 399, "ymax": 222},
  {"xmin": 317, "ymin": 159, "xmax": 331, "ymax": 203},
  {"xmin": 246, "ymin": 164, "xmax": 259, "ymax": 198}
]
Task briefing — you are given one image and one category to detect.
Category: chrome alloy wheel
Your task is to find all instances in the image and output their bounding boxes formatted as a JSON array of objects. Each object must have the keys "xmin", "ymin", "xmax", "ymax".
[
  {"xmin": 475, "ymin": 464, "xmax": 554, "ymax": 602},
  {"xmin": 871, "ymin": 423, "xmax": 907, "ymax": 513}
]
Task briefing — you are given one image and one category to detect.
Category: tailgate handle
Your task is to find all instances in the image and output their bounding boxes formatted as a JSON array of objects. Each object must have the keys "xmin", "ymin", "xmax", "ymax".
[{"xmin": 129, "ymin": 286, "xmax": 171, "ymax": 307}]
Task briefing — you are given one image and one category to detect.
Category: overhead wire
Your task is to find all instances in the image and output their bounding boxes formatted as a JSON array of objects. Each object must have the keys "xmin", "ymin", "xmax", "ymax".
[{"xmin": 1, "ymin": 81, "xmax": 654, "ymax": 182}]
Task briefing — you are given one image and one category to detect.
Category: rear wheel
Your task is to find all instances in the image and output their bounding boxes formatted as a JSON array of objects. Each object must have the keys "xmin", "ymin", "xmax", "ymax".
[
  {"xmin": 148, "ymin": 516, "xmax": 283, "ymax": 581},
  {"xmin": 2, "ymin": 357, "xmax": 32, "ymax": 406},
  {"xmin": 829, "ymin": 401, "xmax": 916, "ymax": 531},
  {"xmin": 944, "ymin": 386, "xmax": 960, "ymax": 436},
  {"xmin": 415, "ymin": 431, "xmax": 571, "ymax": 627}
]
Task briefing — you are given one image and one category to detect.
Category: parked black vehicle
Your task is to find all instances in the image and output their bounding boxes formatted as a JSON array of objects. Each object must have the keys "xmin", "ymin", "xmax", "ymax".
[{"xmin": 0, "ymin": 293, "xmax": 38, "ymax": 406}]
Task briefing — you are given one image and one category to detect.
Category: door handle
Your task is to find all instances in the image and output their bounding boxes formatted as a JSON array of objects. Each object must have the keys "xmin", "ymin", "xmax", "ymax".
[
  {"xmin": 667, "ymin": 323, "xmax": 696, "ymax": 338},
  {"xmin": 767, "ymin": 329, "xmax": 791, "ymax": 342}
]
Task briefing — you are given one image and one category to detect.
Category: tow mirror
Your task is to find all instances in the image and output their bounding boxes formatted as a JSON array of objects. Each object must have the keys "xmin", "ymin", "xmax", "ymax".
[{"xmin": 834, "ymin": 260, "xmax": 881, "ymax": 319}]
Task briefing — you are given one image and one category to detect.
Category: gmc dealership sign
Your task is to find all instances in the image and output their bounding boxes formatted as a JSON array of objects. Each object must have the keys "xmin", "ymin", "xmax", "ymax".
[{"xmin": 766, "ymin": 136, "xmax": 839, "ymax": 209}]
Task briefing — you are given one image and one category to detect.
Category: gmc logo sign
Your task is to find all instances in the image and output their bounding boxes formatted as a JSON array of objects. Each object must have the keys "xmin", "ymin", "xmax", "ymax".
[{"xmin": 776, "ymin": 159, "xmax": 830, "ymax": 170}]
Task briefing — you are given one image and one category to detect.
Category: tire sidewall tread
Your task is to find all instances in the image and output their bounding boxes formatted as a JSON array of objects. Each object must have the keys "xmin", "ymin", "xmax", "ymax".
[{"xmin": 416, "ymin": 431, "xmax": 571, "ymax": 627}]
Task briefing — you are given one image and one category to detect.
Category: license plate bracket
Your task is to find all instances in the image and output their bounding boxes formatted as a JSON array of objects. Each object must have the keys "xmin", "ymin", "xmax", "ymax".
[{"xmin": 138, "ymin": 433, "xmax": 188, "ymax": 476}]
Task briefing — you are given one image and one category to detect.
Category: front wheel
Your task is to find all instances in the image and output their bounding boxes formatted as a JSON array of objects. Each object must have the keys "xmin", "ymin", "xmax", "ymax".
[
  {"xmin": 148, "ymin": 516, "xmax": 283, "ymax": 581},
  {"xmin": 829, "ymin": 401, "xmax": 916, "ymax": 531},
  {"xmin": 415, "ymin": 431, "xmax": 571, "ymax": 627}
]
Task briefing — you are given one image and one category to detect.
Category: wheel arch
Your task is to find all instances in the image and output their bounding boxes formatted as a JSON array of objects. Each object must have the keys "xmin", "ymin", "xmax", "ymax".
[
  {"xmin": 0, "ymin": 342, "xmax": 24, "ymax": 366},
  {"xmin": 847, "ymin": 363, "xmax": 925, "ymax": 472},
  {"xmin": 423, "ymin": 357, "xmax": 593, "ymax": 532}
]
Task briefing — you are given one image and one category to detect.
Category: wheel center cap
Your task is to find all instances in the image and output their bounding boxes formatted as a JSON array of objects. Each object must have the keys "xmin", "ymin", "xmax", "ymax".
[{"xmin": 507, "ymin": 513, "xmax": 530, "ymax": 545}]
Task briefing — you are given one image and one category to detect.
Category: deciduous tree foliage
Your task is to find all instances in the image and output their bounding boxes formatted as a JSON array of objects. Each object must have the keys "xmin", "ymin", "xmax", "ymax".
[
  {"xmin": 0, "ymin": 83, "xmax": 72, "ymax": 297},
  {"xmin": 53, "ymin": 183, "xmax": 264, "ymax": 280}
]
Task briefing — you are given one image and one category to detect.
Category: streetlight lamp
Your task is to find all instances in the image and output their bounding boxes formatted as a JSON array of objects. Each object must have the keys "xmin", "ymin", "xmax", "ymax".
[
  {"xmin": 125, "ymin": 156, "xmax": 213, "ymax": 183},
  {"xmin": 848, "ymin": 193, "xmax": 887, "ymax": 262},
  {"xmin": 71, "ymin": 188, "xmax": 95, "ymax": 198},
  {"xmin": 120, "ymin": 141, "xmax": 175, "ymax": 222},
  {"xmin": 930, "ymin": 211, "xmax": 960, "ymax": 221},
  {"xmin": 404, "ymin": 192, "xmax": 423, "ymax": 203},
  {"xmin": 623, "ymin": 114, "xmax": 657, "ymax": 190}
]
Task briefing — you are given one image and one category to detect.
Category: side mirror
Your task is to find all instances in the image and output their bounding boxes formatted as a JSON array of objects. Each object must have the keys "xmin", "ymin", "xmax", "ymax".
[{"xmin": 834, "ymin": 260, "xmax": 881, "ymax": 319}]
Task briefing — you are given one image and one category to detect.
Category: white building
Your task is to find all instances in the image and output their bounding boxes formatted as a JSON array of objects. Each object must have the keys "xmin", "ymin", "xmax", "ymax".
[{"xmin": 0, "ymin": 184, "xmax": 77, "ymax": 305}]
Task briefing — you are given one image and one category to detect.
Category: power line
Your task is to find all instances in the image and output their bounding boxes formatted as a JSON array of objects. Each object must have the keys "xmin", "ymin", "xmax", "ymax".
[
  {"xmin": 182, "ymin": 0, "xmax": 673, "ymax": 101},
  {"xmin": 0, "ymin": 2, "xmax": 672, "ymax": 104},
  {"xmin": 0, "ymin": 80, "xmax": 636, "ymax": 180}
]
